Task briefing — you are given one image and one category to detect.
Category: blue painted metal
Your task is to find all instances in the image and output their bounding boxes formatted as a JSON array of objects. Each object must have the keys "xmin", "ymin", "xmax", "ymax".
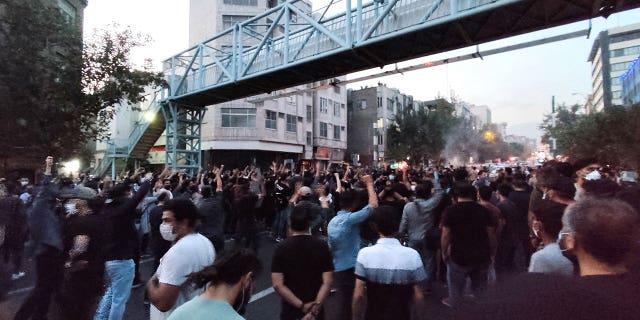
[{"xmin": 147, "ymin": 0, "xmax": 638, "ymax": 171}]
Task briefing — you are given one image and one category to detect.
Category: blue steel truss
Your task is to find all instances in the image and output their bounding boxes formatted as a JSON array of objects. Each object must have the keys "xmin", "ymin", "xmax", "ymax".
[
  {"xmin": 163, "ymin": 0, "xmax": 639, "ymax": 107},
  {"xmin": 101, "ymin": 0, "xmax": 637, "ymax": 173}
]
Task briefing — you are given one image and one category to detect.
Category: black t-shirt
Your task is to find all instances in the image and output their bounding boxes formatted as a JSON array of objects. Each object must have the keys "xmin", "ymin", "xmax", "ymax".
[
  {"xmin": 442, "ymin": 201, "xmax": 492, "ymax": 266},
  {"xmin": 65, "ymin": 213, "xmax": 105, "ymax": 272},
  {"xmin": 271, "ymin": 235, "xmax": 334, "ymax": 320}
]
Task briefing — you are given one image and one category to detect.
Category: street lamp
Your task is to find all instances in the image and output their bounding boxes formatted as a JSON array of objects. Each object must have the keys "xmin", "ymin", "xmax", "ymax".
[{"xmin": 483, "ymin": 131, "xmax": 495, "ymax": 142}]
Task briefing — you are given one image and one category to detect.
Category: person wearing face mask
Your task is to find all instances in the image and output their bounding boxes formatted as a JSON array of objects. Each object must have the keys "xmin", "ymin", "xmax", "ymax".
[
  {"xmin": 147, "ymin": 198, "xmax": 215, "ymax": 320},
  {"xmin": 95, "ymin": 168, "xmax": 159, "ymax": 320},
  {"xmin": 527, "ymin": 200, "xmax": 573, "ymax": 276},
  {"xmin": 457, "ymin": 197, "xmax": 640, "ymax": 320},
  {"xmin": 59, "ymin": 186, "xmax": 106, "ymax": 320},
  {"xmin": 571, "ymin": 158, "xmax": 601, "ymax": 201},
  {"xmin": 168, "ymin": 250, "xmax": 260, "ymax": 320}
]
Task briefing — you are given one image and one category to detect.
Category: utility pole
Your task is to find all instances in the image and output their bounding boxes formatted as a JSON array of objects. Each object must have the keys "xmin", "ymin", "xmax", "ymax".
[{"xmin": 550, "ymin": 95, "xmax": 557, "ymax": 158}]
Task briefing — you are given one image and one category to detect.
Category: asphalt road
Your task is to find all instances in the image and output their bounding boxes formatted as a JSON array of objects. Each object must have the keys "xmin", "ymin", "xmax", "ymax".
[{"xmin": 0, "ymin": 233, "xmax": 454, "ymax": 320}]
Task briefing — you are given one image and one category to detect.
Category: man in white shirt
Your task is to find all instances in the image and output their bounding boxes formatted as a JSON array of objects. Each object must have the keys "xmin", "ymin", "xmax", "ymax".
[
  {"xmin": 147, "ymin": 198, "xmax": 216, "ymax": 320},
  {"xmin": 528, "ymin": 200, "xmax": 573, "ymax": 276}
]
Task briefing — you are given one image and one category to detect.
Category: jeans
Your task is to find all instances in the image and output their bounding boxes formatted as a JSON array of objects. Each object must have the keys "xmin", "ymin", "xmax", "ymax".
[
  {"xmin": 408, "ymin": 239, "xmax": 436, "ymax": 292},
  {"xmin": 94, "ymin": 259, "xmax": 135, "ymax": 320},
  {"xmin": 446, "ymin": 260, "xmax": 489, "ymax": 307},
  {"xmin": 14, "ymin": 246, "xmax": 65, "ymax": 320}
]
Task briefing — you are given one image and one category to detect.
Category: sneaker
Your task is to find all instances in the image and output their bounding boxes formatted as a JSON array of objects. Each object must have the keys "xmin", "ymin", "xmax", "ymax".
[
  {"xmin": 11, "ymin": 272, "xmax": 26, "ymax": 280},
  {"xmin": 441, "ymin": 297, "xmax": 453, "ymax": 308}
]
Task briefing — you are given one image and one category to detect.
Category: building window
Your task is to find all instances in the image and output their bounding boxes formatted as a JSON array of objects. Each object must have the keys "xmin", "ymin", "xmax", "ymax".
[
  {"xmin": 611, "ymin": 61, "xmax": 633, "ymax": 72},
  {"xmin": 221, "ymin": 108, "xmax": 256, "ymax": 127},
  {"xmin": 333, "ymin": 101, "xmax": 341, "ymax": 117},
  {"xmin": 320, "ymin": 98, "xmax": 328, "ymax": 113},
  {"xmin": 320, "ymin": 122, "xmax": 328, "ymax": 138},
  {"xmin": 58, "ymin": 0, "xmax": 76, "ymax": 23},
  {"xmin": 223, "ymin": 15, "xmax": 254, "ymax": 30},
  {"xmin": 387, "ymin": 98, "xmax": 394, "ymax": 111},
  {"xmin": 334, "ymin": 86, "xmax": 341, "ymax": 94},
  {"xmin": 611, "ymin": 77, "xmax": 622, "ymax": 86},
  {"xmin": 306, "ymin": 132, "xmax": 312, "ymax": 145},
  {"xmin": 306, "ymin": 105, "xmax": 312, "ymax": 122},
  {"xmin": 286, "ymin": 114, "xmax": 297, "ymax": 132},
  {"xmin": 359, "ymin": 100, "xmax": 367, "ymax": 109},
  {"xmin": 224, "ymin": 0, "xmax": 258, "ymax": 5},
  {"xmin": 333, "ymin": 125, "xmax": 340, "ymax": 140},
  {"xmin": 377, "ymin": 97, "xmax": 382, "ymax": 108},
  {"xmin": 265, "ymin": 110, "xmax": 277, "ymax": 129}
]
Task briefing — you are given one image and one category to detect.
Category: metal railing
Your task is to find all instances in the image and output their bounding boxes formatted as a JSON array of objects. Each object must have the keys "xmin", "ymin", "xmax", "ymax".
[{"xmin": 164, "ymin": 0, "xmax": 505, "ymax": 99}]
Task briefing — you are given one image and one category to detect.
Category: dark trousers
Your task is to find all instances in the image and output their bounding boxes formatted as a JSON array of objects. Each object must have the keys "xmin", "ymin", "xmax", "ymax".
[
  {"xmin": 2, "ymin": 241, "xmax": 25, "ymax": 273},
  {"xmin": 14, "ymin": 246, "xmax": 65, "ymax": 320},
  {"xmin": 328, "ymin": 268, "xmax": 355, "ymax": 320}
]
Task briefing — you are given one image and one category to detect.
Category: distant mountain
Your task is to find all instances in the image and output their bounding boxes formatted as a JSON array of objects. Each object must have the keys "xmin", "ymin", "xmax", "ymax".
[{"xmin": 506, "ymin": 122, "xmax": 543, "ymax": 141}]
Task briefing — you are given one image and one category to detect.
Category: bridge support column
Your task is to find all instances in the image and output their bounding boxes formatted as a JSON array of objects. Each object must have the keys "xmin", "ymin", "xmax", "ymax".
[{"xmin": 162, "ymin": 102, "xmax": 205, "ymax": 176}]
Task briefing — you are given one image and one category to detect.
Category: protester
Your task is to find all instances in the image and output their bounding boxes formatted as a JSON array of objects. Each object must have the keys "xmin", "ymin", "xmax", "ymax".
[
  {"xmin": 528, "ymin": 200, "xmax": 573, "ymax": 276},
  {"xmin": 14, "ymin": 156, "xmax": 65, "ymax": 320},
  {"xmin": 441, "ymin": 184, "xmax": 497, "ymax": 308},
  {"xmin": 58, "ymin": 186, "xmax": 106, "ymax": 320},
  {"xmin": 197, "ymin": 168, "xmax": 226, "ymax": 253},
  {"xmin": 271, "ymin": 204, "xmax": 333, "ymax": 320},
  {"xmin": 352, "ymin": 205, "xmax": 426, "ymax": 320},
  {"xmin": 398, "ymin": 172, "xmax": 443, "ymax": 292},
  {"xmin": 326, "ymin": 175, "xmax": 377, "ymax": 320},
  {"xmin": 95, "ymin": 168, "xmax": 160, "ymax": 320},
  {"xmin": 147, "ymin": 198, "xmax": 216, "ymax": 319},
  {"xmin": 0, "ymin": 181, "xmax": 27, "ymax": 280},
  {"xmin": 168, "ymin": 250, "xmax": 261, "ymax": 320}
]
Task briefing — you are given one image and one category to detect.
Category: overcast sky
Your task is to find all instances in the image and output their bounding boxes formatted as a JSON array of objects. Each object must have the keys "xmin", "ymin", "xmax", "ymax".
[{"xmin": 83, "ymin": 1, "xmax": 640, "ymax": 140}]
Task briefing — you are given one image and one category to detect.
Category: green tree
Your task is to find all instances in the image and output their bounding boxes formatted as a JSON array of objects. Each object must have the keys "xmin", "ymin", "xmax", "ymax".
[
  {"xmin": 0, "ymin": 0, "xmax": 164, "ymax": 165},
  {"xmin": 540, "ymin": 104, "xmax": 640, "ymax": 169},
  {"xmin": 387, "ymin": 99, "xmax": 457, "ymax": 164}
]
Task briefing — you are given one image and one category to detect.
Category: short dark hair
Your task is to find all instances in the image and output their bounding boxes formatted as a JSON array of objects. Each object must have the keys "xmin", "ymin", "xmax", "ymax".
[
  {"xmin": 163, "ymin": 198, "xmax": 199, "ymax": 228},
  {"xmin": 371, "ymin": 205, "xmax": 399, "ymax": 236},
  {"xmin": 582, "ymin": 179, "xmax": 620, "ymax": 198},
  {"xmin": 542, "ymin": 176, "xmax": 576, "ymax": 200},
  {"xmin": 289, "ymin": 205, "xmax": 311, "ymax": 232},
  {"xmin": 497, "ymin": 183, "xmax": 513, "ymax": 197},
  {"xmin": 189, "ymin": 249, "xmax": 261, "ymax": 288},
  {"xmin": 456, "ymin": 183, "xmax": 477, "ymax": 199},
  {"xmin": 531, "ymin": 200, "xmax": 566, "ymax": 238},
  {"xmin": 339, "ymin": 189, "xmax": 358, "ymax": 211},
  {"xmin": 478, "ymin": 185, "xmax": 493, "ymax": 202},
  {"xmin": 415, "ymin": 181, "xmax": 433, "ymax": 199},
  {"xmin": 564, "ymin": 198, "xmax": 640, "ymax": 267},
  {"xmin": 200, "ymin": 185, "xmax": 213, "ymax": 198}
]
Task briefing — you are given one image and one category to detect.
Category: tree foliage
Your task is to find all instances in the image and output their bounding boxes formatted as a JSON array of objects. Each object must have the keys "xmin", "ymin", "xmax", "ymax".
[
  {"xmin": 387, "ymin": 102, "xmax": 528, "ymax": 165},
  {"xmin": 541, "ymin": 104, "xmax": 640, "ymax": 169},
  {"xmin": 0, "ymin": 0, "xmax": 164, "ymax": 162},
  {"xmin": 386, "ymin": 100, "xmax": 457, "ymax": 164}
]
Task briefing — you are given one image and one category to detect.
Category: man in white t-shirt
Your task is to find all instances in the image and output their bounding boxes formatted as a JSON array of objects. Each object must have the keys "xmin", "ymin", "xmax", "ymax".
[{"xmin": 147, "ymin": 198, "xmax": 216, "ymax": 320}]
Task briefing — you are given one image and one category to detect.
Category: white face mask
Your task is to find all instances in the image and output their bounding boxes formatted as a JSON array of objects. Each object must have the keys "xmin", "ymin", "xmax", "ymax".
[
  {"xmin": 585, "ymin": 170, "xmax": 601, "ymax": 181},
  {"xmin": 64, "ymin": 203, "xmax": 78, "ymax": 216},
  {"xmin": 160, "ymin": 223, "xmax": 177, "ymax": 241},
  {"xmin": 410, "ymin": 185, "xmax": 416, "ymax": 192},
  {"xmin": 21, "ymin": 181, "xmax": 28, "ymax": 186}
]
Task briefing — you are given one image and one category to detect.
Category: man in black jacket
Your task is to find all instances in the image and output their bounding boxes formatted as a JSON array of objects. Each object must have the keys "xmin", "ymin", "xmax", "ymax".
[{"xmin": 95, "ymin": 167, "xmax": 169, "ymax": 320}]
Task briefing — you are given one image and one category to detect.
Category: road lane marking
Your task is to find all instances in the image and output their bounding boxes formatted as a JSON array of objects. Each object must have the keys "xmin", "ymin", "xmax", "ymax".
[{"xmin": 249, "ymin": 287, "xmax": 275, "ymax": 303}]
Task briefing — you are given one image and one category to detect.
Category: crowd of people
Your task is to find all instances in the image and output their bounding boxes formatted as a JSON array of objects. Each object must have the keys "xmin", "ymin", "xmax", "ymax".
[{"xmin": 0, "ymin": 155, "xmax": 639, "ymax": 320}]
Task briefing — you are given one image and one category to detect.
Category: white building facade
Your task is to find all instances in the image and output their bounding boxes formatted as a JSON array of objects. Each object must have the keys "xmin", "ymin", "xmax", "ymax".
[
  {"xmin": 588, "ymin": 23, "xmax": 640, "ymax": 111},
  {"xmin": 189, "ymin": 0, "xmax": 347, "ymax": 166}
]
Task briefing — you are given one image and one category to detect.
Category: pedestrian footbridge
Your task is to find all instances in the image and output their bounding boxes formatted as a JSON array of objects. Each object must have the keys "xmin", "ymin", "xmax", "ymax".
[{"xmin": 95, "ymin": 0, "xmax": 639, "ymax": 176}]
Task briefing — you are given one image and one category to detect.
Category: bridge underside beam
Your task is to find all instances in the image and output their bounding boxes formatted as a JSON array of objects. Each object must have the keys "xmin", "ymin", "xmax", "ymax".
[{"xmin": 170, "ymin": 0, "xmax": 638, "ymax": 107}]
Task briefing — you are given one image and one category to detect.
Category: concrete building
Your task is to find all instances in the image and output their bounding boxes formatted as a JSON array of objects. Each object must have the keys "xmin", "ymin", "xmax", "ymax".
[
  {"xmin": 468, "ymin": 104, "xmax": 492, "ymax": 129},
  {"xmin": 346, "ymin": 84, "xmax": 413, "ymax": 167},
  {"xmin": 189, "ymin": 0, "xmax": 347, "ymax": 167},
  {"xmin": 588, "ymin": 23, "xmax": 640, "ymax": 111},
  {"xmin": 621, "ymin": 55, "xmax": 640, "ymax": 107}
]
